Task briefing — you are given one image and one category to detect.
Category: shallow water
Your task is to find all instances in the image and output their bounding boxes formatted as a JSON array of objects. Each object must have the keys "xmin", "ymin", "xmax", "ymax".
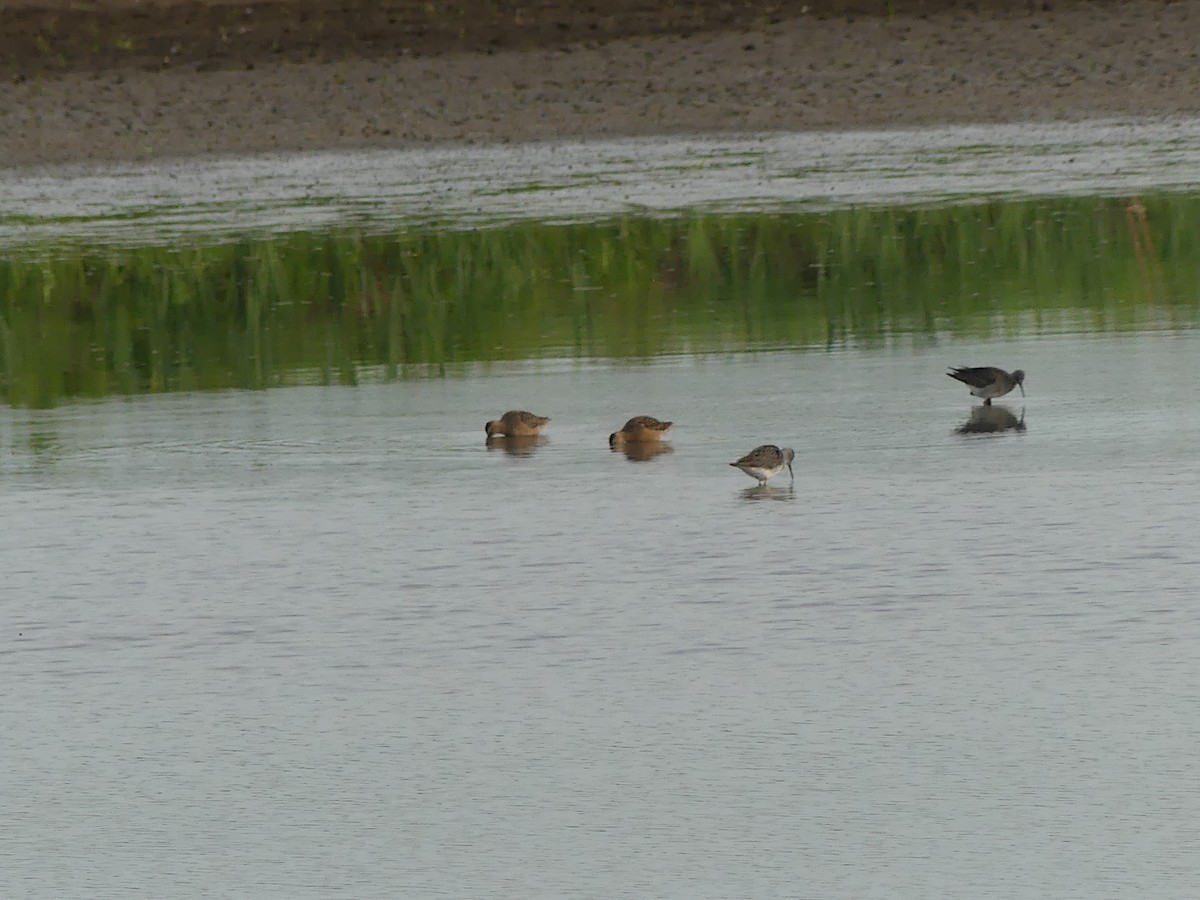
[
  {"xmin": 6, "ymin": 117, "xmax": 1200, "ymax": 248},
  {"xmin": 5, "ymin": 117, "xmax": 1200, "ymax": 895},
  {"xmin": 7, "ymin": 193, "xmax": 1200, "ymax": 408},
  {"xmin": 4, "ymin": 329, "xmax": 1199, "ymax": 897}
]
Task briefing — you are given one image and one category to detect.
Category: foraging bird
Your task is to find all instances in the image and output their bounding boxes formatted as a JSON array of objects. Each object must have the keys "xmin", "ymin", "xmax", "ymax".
[
  {"xmin": 609, "ymin": 415, "xmax": 673, "ymax": 447},
  {"xmin": 484, "ymin": 410, "xmax": 550, "ymax": 437},
  {"xmin": 730, "ymin": 444, "xmax": 795, "ymax": 486},
  {"xmin": 946, "ymin": 366, "xmax": 1025, "ymax": 405}
]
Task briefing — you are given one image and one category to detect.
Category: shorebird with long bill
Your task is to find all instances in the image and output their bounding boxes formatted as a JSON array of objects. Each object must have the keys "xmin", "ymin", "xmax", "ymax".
[
  {"xmin": 730, "ymin": 445, "xmax": 795, "ymax": 486},
  {"xmin": 484, "ymin": 410, "xmax": 550, "ymax": 437},
  {"xmin": 946, "ymin": 366, "xmax": 1025, "ymax": 405},
  {"xmin": 609, "ymin": 415, "xmax": 673, "ymax": 447}
]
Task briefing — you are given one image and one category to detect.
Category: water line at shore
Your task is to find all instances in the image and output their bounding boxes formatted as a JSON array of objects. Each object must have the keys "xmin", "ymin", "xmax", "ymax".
[{"xmin": 5, "ymin": 117, "xmax": 1200, "ymax": 249}]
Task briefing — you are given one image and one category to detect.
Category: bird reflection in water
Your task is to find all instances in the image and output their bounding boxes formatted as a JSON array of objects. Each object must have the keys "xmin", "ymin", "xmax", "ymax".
[
  {"xmin": 739, "ymin": 483, "xmax": 796, "ymax": 502},
  {"xmin": 485, "ymin": 434, "xmax": 546, "ymax": 456},
  {"xmin": 612, "ymin": 441, "xmax": 674, "ymax": 462},
  {"xmin": 955, "ymin": 404, "xmax": 1026, "ymax": 435}
]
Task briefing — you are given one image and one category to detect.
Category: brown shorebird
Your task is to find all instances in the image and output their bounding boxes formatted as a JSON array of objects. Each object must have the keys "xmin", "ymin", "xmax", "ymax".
[
  {"xmin": 730, "ymin": 445, "xmax": 795, "ymax": 486},
  {"xmin": 946, "ymin": 366, "xmax": 1025, "ymax": 405},
  {"xmin": 484, "ymin": 410, "xmax": 549, "ymax": 437},
  {"xmin": 609, "ymin": 415, "xmax": 673, "ymax": 447}
]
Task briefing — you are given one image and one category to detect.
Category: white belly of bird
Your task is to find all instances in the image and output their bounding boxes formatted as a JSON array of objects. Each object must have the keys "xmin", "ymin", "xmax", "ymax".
[{"xmin": 739, "ymin": 464, "xmax": 779, "ymax": 483}]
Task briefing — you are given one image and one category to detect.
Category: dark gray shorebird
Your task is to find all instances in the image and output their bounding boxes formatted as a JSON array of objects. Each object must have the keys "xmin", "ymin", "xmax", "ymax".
[
  {"xmin": 730, "ymin": 444, "xmax": 795, "ymax": 486},
  {"xmin": 946, "ymin": 366, "xmax": 1025, "ymax": 405}
]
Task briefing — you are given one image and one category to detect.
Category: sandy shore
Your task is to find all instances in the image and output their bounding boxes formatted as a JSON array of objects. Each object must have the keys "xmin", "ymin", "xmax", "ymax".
[{"xmin": 4, "ymin": 0, "xmax": 1200, "ymax": 168}]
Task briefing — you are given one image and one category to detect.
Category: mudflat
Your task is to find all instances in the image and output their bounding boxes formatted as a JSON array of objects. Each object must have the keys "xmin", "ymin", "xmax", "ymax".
[{"xmin": 3, "ymin": 0, "xmax": 1200, "ymax": 167}]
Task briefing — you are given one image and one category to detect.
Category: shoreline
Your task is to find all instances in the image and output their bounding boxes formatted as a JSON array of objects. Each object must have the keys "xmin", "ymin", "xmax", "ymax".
[{"xmin": 4, "ymin": 0, "xmax": 1200, "ymax": 169}]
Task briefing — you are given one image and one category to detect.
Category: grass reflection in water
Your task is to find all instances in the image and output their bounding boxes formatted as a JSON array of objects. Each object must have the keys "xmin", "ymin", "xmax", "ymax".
[{"xmin": 1, "ymin": 194, "xmax": 1196, "ymax": 407}]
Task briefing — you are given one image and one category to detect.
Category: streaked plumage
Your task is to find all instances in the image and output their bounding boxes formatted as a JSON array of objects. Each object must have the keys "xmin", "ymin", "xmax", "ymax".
[
  {"xmin": 609, "ymin": 415, "xmax": 673, "ymax": 447},
  {"xmin": 484, "ymin": 410, "xmax": 550, "ymax": 437},
  {"xmin": 946, "ymin": 366, "xmax": 1025, "ymax": 405},
  {"xmin": 730, "ymin": 444, "xmax": 795, "ymax": 486}
]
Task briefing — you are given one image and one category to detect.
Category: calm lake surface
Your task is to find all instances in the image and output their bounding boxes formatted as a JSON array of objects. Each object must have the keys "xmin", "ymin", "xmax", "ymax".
[
  {"xmin": 5, "ymin": 118, "xmax": 1200, "ymax": 897},
  {"xmin": 4, "ymin": 330, "xmax": 1200, "ymax": 897}
]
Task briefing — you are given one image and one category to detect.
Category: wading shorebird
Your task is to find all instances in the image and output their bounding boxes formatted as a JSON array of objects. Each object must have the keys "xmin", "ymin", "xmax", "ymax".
[
  {"xmin": 609, "ymin": 415, "xmax": 673, "ymax": 447},
  {"xmin": 946, "ymin": 366, "xmax": 1025, "ymax": 405},
  {"xmin": 730, "ymin": 444, "xmax": 795, "ymax": 486},
  {"xmin": 484, "ymin": 410, "xmax": 550, "ymax": 437}
]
